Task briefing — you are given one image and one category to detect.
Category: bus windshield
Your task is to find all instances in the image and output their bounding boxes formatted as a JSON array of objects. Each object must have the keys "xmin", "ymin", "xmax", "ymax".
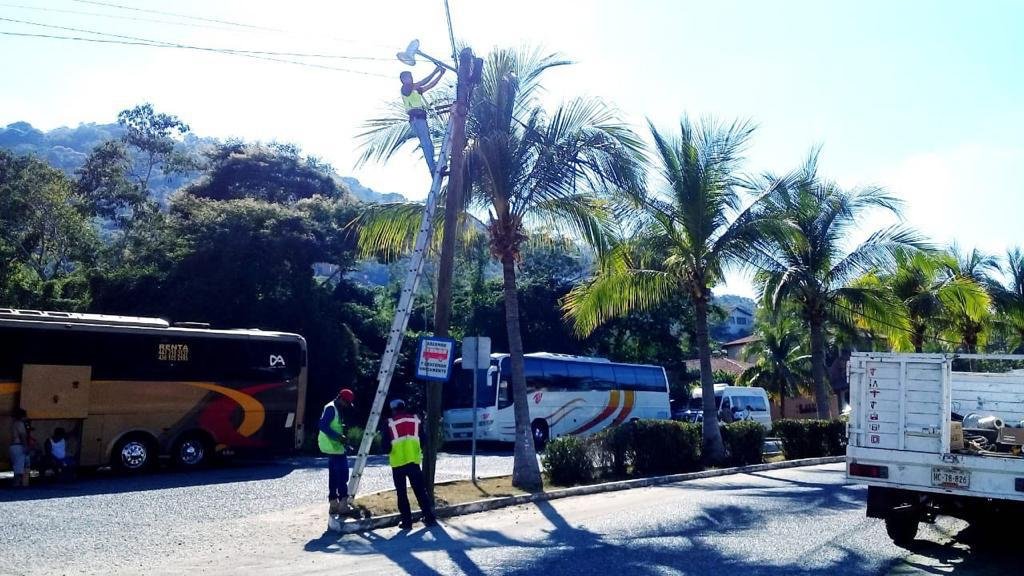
[{"xmin": 444, "ymin": 366, "xmax": 497, "ymax": 409}]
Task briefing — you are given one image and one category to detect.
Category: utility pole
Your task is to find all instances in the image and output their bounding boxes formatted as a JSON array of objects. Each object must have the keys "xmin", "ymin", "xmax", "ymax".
[{"xmin": 424, "ymin": 47, "xmax": 480, "ymax": 494}]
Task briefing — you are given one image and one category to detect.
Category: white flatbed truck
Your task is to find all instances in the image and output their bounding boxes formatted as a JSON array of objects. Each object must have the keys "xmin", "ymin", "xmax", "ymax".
[{"xmin": 846, "ymin": 352, "xmax": 1024, "ymax": 545}]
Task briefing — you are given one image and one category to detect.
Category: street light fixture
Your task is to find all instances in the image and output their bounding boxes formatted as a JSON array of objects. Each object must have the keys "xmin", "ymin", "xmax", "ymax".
[{"xmin": 396, "ymin": 39, "xmax": 457, "ymax": 72}]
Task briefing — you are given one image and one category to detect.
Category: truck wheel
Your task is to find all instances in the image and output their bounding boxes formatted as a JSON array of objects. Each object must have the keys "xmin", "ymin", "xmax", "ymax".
[{"xmin": 885, "ymin": 514, "xmax": 919, "ymax": 547}]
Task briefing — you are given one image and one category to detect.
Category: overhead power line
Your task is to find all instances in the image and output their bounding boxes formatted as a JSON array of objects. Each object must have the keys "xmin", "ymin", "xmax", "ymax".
[
  {"xmin": 0, "ymin": 16, "xmax": 390, "ymax": 61},
  {"xmin": 0, "ymin": 27, "xmax": 392, "ymax": 78},
  {"xmin": 73, "ymin": 0, "xmax": 277, "ymax": 31},
  {"xmin": 0, "ymin": 2, "xmax": 240, "ymax": 32},
  {"xmin": 65, "ymin": 0, "xmax": 396, "ymax": 50}
]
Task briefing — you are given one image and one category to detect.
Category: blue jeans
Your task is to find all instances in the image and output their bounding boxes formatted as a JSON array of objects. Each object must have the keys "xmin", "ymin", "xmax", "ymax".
[
  {"xmin": 328, "ymin": 454, "xmax": 349, "ymax": 500},
  {"xmin": 409, "ymin": 116, "xmax": 437, "ymax": 175}
]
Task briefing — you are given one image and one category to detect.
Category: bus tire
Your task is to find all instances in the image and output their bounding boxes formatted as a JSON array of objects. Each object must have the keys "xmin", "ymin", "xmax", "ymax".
[
  {"xmin": 112, "ymin": 434, "xmax": 156, "ymax": 473},
  {"xmin": 173, "ymin": 432, "xmax": 212, "ymax": 468},
  {"xmin": 531, "ymin": 420, "xmax": 549, "ymax": 452}
]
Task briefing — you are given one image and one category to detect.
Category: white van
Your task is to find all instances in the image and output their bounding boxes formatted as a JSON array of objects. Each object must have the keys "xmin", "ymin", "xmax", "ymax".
[{"xmin": 679, "ymin": 384, "xmax": 772, "ymax": 428}]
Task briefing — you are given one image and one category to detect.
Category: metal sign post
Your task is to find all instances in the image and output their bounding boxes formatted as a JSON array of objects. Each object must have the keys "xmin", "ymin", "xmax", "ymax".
[{"xmin": 462, "ymin": 336, "xmax": 491, "ymax": 483}]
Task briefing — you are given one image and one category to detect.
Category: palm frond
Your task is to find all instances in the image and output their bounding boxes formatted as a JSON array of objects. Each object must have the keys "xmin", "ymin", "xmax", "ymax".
[{"xmin": 562, "ymin": 268, "xmax": 676, "ymax": 336}]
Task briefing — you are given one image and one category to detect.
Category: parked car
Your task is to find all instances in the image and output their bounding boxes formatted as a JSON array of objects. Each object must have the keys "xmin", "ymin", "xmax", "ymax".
[{"xmin": 676, "ymin": 384, "xmax": 772, "ymax": 428}]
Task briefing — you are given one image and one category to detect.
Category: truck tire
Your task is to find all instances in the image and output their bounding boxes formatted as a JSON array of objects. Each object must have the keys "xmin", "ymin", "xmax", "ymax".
[{"xmin": 885, "ymin": 514, "xmax": 919, "ymax": 547}]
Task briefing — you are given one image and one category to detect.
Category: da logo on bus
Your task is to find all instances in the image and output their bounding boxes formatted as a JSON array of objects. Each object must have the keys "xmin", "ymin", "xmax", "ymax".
[
  {"xmin": 270, "ymin": 354, "xmax": 286, "ymax": 367},
  {"xmin": 533, "ymin": 392, "xmax": 543, "ymax": 404}
]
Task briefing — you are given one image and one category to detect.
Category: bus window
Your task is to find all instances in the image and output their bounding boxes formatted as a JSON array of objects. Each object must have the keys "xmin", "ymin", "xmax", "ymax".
[
  {"xmin": 498, "ymin": 379, "xmax": 511, "ymax": 410},
  {"xmin": 733, "ymin": 395, "xmax": 768, "ymax": 412},
  {"xmin": 635, "ymin": 367, "xmax": 668, "ymax": 392},
  {"xmin": 524, "ymin": 357, "xmax": 545, "ymax": 391},
  {"xmin": 444, "ymin": 365, "xmax": 498, "ymax": 409},
  {"xmin": 543, "ymin": 360, "xmax": 570, "ymax": 391},
  {"xmin": 591, "ymin": 364, "xmax": 615, "ymax": 391},
  {"xmin": 612, "ymin": 365, "xmax": 637, "ymax": 390},
  {"xmin": 564, "ymin": 362, "xmax": 592, "ymax": 391}
]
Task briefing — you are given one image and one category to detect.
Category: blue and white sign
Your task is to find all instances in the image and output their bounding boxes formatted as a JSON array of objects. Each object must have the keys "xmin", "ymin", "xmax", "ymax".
[{"xmin": 415, "ymin": 336, "xmax": 456, "ymax": 381}]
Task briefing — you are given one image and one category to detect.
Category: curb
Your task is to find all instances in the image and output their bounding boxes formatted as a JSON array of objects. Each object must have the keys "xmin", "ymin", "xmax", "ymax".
[{"xmin": 329, "ymin": 455, "xmax": 845, "ymax": 533}]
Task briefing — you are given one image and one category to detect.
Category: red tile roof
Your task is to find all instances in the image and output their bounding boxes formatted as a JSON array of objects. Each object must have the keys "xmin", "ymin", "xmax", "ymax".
[{"xmin": 684, "ymin": 356, "xmax": 753, "ymax": 376}]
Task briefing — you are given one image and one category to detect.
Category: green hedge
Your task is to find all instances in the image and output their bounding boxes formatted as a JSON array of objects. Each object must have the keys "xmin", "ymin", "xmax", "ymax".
[
  {"xmin": 771, "ymin": 419, "xmax": 847, "ymax": 459},
  {"xmin": 720, "ymin": 421, "xmax": 766, "ymax": 466},
  {"xmin": 345, "ymin": 426, "xmax": 383, "ymax": 455},
  {"xmin": 631, "ymin": 420, "xmax": 702, "ymax": 475},
  {"xmin": 592, "ymin": 422, "xmax": 634, "ymax": 476},
  {"xmin": 542, "ymin": 436, "xmax": 593, "ymax": 486}
]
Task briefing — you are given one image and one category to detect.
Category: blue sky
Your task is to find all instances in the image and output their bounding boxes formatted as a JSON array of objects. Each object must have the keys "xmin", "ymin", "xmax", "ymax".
[{"xmin": 1, "ymin": 0, "xmax": 1021, "ymax": 296}]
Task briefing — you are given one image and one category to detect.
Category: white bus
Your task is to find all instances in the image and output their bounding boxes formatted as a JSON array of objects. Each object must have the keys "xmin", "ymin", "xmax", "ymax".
[{"xmin": 442, "ymin": 352, "xmax": 671, "ymax": 449}]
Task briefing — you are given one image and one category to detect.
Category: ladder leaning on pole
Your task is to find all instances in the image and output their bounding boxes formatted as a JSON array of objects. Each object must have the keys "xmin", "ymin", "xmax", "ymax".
[{"xmin": 345, "ymin": 114, "xmax": 456, "ymax": 503}]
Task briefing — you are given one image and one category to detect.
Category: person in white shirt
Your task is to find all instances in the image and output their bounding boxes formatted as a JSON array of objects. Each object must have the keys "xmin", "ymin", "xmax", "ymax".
[{"xmin": 44, "ymin": 427, "xmax": 74, "ymax": 481}]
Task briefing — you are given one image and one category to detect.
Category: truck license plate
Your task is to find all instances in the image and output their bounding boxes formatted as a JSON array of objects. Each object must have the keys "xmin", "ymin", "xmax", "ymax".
[{"xmin": 931, "ymin": 467, "xmax": 970, "ymax": 489}]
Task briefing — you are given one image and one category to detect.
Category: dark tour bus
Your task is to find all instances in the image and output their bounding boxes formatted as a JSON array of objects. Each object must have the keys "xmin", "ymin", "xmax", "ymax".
[{"xmin": 0, "ymin": 309, "xmax": 307, "ymax": 472}]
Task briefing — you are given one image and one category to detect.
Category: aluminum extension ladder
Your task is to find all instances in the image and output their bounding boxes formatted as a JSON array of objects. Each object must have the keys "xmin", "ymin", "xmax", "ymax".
[{"xmin": 345, "ymin": 114, "xmax": 455, "ymax": 501}]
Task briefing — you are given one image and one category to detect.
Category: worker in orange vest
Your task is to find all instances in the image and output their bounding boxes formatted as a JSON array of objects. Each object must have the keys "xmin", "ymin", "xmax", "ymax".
[{"xmin": 386, "ymin": 398, "xmax": 437, "ymax": 529}]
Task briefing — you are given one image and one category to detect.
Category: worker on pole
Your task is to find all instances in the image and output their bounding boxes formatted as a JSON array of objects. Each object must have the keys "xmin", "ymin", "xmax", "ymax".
[{"xmin": 400, "ymin": 66, "xmax": 446, "ymax": 175}]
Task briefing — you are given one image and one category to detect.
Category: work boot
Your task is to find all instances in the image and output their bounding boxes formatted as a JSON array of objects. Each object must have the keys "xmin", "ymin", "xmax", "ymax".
[{"xmin": 329, "ymin": 499, "xmax": 341, "ymax": 515}]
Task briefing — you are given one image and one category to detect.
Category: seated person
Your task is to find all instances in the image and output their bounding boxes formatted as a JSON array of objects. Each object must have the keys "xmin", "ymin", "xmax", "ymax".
[{"xmin": 43, "ymin": 427, "xmax": 74, "ymax": 481}]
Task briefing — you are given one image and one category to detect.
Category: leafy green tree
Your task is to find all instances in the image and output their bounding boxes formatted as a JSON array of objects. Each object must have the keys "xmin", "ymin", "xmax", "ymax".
[
  {"xmin": 117, "ymin": 103, "xmax": 195, "ymax": 193},
  {"xmin": 738, "ymin": 308, "xmax": 810, "ymax": 416},
  {"xmin": 0, "ymin": 150, "xmax": 96, "ymax": 308},
  {"xmin": 564, "ymin": 117, "xmax": 766, "ymax": 463},
  {"xmin": 881, "ymin": 249, "xmax": 989, "ymax": 352},
  {"xmin": 75, "ymin": 140, "xmax": 145, "ymax": 226},
  {"xmin": 186, "ymin": 142, "xmax": 344, "ymax": 203},
  {"xmin": 989, "ymin": 247, "xmax": 1024, "ymax": 352},
  {"xmin": 752, "ymin": 151, "xmax": 923, "ymax": 418},
  {"xmin": 940, "ymin": 245, "xmax": 997, "ymax": 353}
]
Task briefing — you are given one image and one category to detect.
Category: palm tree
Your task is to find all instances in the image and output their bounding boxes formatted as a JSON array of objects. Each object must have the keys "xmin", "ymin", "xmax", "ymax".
[
  {"xmin": 563, "ymin": 116, "xmax": 767, "ymax": 463},
  {"xmin": 884, "ymin": 249, "xmax": 990, "ymax": 352},
  {"xmin": 989, "ymin": 247, "xmax": 1024, "ymax": 352},
  {"xmin": 357, "ymin": 48, "xmax": 645, "ymax": 489},
  {"xmin": 751, "ymin": 151, "xmax": 924, "ymax": 418},
  {"xmin": 941, "ymin": 245, "xmax": 997, "ymax": 353},
  {"xmin": 738, "ymin": 309, "xmax": 810, "ymax": 418}
]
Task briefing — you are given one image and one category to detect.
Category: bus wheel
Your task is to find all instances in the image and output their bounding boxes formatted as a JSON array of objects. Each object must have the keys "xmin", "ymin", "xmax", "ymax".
[
  {"xmin": 112, "ymin": 435, "xmax": 155, "ymax": 472},
  {"xmin": 173, "ymin": 433, "xmax": 211, "ymax": 468},
  {"xmin": 531, "ymin": 420, "xmax": 549, "ymax": 452}
]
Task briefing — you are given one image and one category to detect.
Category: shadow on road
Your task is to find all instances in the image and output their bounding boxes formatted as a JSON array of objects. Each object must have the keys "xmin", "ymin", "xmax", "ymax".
[
  {"xmin": 0, "ymin": 456, "xmax": 355, "ymax": 502},
  {"xmin": 895, "ymin": 521, "xmax": 1020, "ymax": 576}
]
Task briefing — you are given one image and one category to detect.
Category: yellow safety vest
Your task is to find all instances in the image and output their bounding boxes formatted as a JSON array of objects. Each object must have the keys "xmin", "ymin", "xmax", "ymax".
[
  {"xmin": 317, "ymin": 401, "xmax": 346, "ymax": 455},
  {"xmin": 402, "ymin": 88, "xmax": 426, "ymax": 112},
  {"xmin": 388, "ymin": 414, "xmax": 423, "ymax": 467}
]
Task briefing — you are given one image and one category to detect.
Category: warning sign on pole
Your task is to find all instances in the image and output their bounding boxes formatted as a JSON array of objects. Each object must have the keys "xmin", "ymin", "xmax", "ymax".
[{"xmin": 415, "ymin": 337, "xmax": 455, "ymax": 381}]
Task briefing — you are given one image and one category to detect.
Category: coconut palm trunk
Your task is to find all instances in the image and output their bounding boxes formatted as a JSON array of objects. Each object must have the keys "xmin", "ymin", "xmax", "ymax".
[
  {"xmin": 693, "ymin": 291, "xmax": 726, "ymax": 461},
  {"xmin": 501, "ymin": 253, "xmax": 543, "ymax": 490},
  {"xmin": 808, "ymin": 314, "xmax": 831, "ymax": 418}
]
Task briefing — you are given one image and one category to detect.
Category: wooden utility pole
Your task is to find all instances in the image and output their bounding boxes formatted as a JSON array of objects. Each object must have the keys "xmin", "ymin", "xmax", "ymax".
[{"xmin": 424, "ymin": 47, "xmax": 480, "ymax": 493}]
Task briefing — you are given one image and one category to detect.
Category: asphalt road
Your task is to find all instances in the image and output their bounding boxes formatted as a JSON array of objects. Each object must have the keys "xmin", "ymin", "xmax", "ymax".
[
  {"xmin": 1, "ymin": 461, "xmax": 1017, "ymax": 575},
  {"xmin": 0, "ymin": 451, "xmax": 514, "ymax": 576}
]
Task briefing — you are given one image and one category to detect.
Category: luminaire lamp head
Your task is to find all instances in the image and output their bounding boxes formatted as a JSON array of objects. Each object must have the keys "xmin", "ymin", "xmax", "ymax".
[{"xmin": 396, "ymin": 39, "xmax": 457, "ymax": 72}]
